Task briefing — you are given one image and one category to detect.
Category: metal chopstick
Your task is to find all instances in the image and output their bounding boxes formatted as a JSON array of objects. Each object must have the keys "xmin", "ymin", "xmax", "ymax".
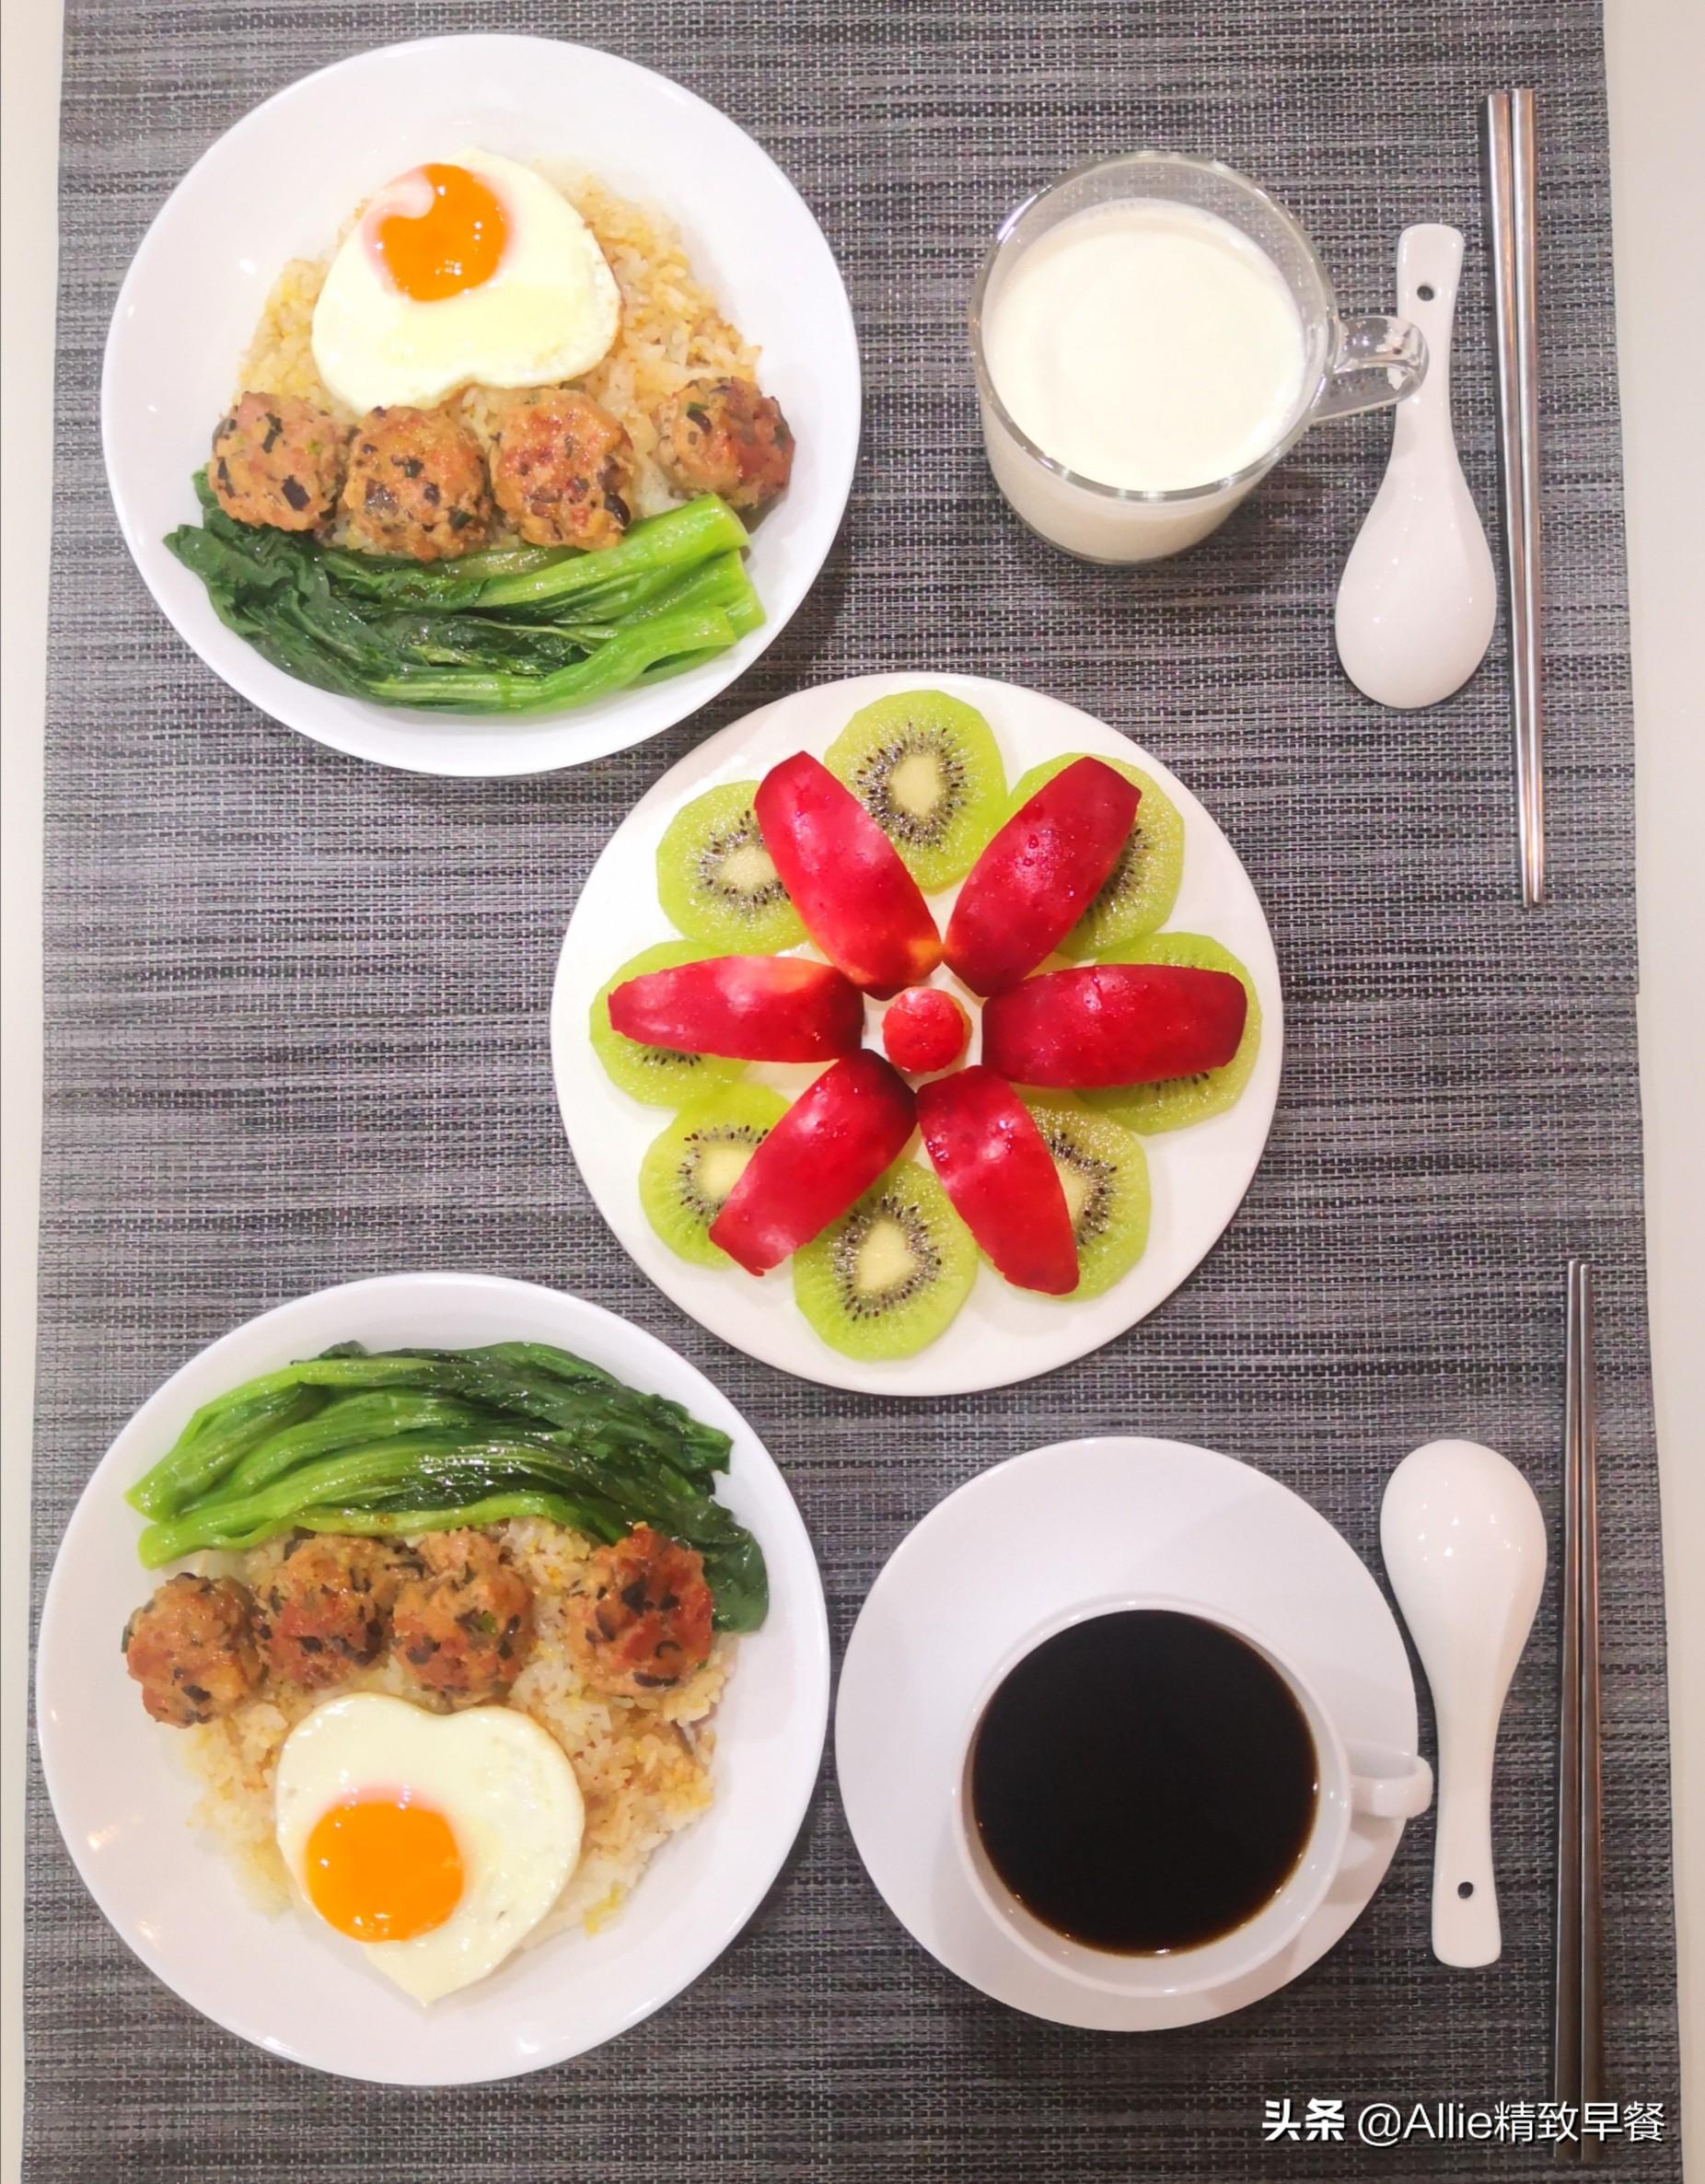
[
  {"xmin": 1483, "ymin": 90, "xmax": 1546, "ymax": 907},
  {"xmin": 1553, "ymin": 1260, "xmax": 1584, "ymax": 2130},
  {"xmin": 1577, "ymin": 1263, "xmax": 1606, "ymax": 2152},
  {"xmin": 1510, "ymin": 91, "xmax": 1546, "ymax": 906},
  {"xmin": 1554, "ymin": 1260, "xmax": 1605, "ymax": 2157}
]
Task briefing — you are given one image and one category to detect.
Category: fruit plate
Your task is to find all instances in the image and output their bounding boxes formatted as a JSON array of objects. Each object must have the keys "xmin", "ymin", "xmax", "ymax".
[
  {"xmin": 35, "ymin": 1273, "xmax": 831, "ymax": 2084},
  {"xmin": 551, "ymin": 672, "xmax": 1282, "ymax": 1396},
  {"xmin": 101, "ymin": 35, "xmax": 860, "ymax": 777}
]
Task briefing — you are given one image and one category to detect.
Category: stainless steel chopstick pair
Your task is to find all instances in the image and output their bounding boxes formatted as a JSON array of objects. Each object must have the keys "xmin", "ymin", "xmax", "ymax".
[
  {"xmin": 1483, "ymin": 89, "xmax": 1545, "ymax": 907},
  {"xmin": 1554, "ymin": 1260, "xmax": 1605, "ymax": 2155}
]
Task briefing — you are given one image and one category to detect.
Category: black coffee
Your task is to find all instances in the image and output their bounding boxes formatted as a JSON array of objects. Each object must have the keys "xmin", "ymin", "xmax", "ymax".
[{"xmin": 969, "ymin": 1609, "xmax": 1318, "ymax": 1954}]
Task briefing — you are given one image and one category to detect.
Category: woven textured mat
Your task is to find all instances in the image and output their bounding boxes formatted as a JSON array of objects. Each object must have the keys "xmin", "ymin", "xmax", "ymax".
[{"xmin": 27, "ymin": 0, "xmax": 1680, "ymax": 2176}]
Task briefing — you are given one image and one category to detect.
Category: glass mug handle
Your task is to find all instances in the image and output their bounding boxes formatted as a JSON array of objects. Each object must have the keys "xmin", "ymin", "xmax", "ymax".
[{"xmin": 1311, "ymin": 315, "xmax": 1429, "ymax": 422}]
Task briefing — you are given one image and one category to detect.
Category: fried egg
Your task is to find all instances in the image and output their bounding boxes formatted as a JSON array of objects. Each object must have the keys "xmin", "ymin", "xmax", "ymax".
[
  {"xmin": 310, "ymin": 148, "xmax": 621, "ymax": 413},
  {"xmin": 274, "ymin": 1691, "xmax": 584, "ymax": 2004}
]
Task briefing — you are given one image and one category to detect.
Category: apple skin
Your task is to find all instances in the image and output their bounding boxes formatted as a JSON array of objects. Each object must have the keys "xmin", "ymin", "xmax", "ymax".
[
  {"xmin": 980, "ymin": 963, "xmax": 1248, "ymax": 1087},
  {"xmin": 708, "ymin": 1051, "xmax": 917, "ymax": 1274},
  {"xmin": 609, "ymin": 955, "xmax": 865, "ymax": 1063},
  {"xmin": 945, "ymin": 757, "xmax": 1141, "ymax": 995},
  {"xmin": 754, "ymin": 754, "xmax": 943, "ymax": 999},
  {"xmin": 916, "ymin": 1067, "xmax": 1078, "ymax": 1295}
]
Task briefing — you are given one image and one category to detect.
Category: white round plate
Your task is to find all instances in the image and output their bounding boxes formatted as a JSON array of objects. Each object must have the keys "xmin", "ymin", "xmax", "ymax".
[
  {"xmin": 551, "ymin": 671, "xmax": 1282, "ymax": 1396},
  {"xmin": 35, "ymin": 1272, "xmax": 829, "ymax": 2084},
  {"xmin": 101, "ymin": 35, "xmax": 860, "ymax": 776},
  {"xmin": 835, "ymin": 1437, "xmax": 1419, "ymax": 2029}
]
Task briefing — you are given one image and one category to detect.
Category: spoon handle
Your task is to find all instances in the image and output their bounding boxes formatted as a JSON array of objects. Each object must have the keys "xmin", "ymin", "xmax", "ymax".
[
  {"xmin": 1432, "ymin": 1717, "xmax": 1503, "ymax": 1965},
  {"xmin": 1392, "ymin": 224, "xmax": 1465, "ymax": 444}
]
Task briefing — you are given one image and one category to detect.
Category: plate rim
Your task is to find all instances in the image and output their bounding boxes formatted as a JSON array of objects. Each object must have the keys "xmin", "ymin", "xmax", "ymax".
[
  {"xmin": 99, "ymin": 31, "xmax": 862, "ymax": 778},
  {"xmin": 550, "ymin": 669, "xmax": 1284, "ymax": 1394},
  {"xmin": 34, "ymin": 1268, "xmax": 831, "ymax": 2084}
]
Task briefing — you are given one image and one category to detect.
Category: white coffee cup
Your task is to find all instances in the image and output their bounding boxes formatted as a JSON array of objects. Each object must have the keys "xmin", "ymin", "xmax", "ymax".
[{"xmin": 953, "ymin": 1593, "xmax": 1432, "ymax": 1998}]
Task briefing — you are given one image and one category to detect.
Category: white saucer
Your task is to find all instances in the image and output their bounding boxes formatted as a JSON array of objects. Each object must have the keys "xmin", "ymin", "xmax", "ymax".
[
  {"xmin": 834, "ymin": 1437, "xmax": 1420, "ymax": 2030},
  {"xmin": 551, "ymin": 672, "xmax": 1282, "ymax": 1396}
]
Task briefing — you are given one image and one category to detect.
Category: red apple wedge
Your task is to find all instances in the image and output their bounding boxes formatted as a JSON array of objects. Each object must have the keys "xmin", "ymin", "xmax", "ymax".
[
  {"xmin": 608, "ymin": 955, "xmax": 864, "ymax": 1063},
  {"xmin": 981, "ymin": 963, "xmax": 1248, "ymax": 1087},
  {"xmin": 945, "ymin": 757, "xmax": 1141, "ymax": 994},
  {"xmin": 708, "ymin": 1051, "xmax": 917, "ymax": 1273},
  {"xmin": 753, "ymin": 753, "xmax": 943, "ymax": 998},
  {"xmin": 916, "ymin": 1067, "xmax": 1077, "ymax": 1295}
]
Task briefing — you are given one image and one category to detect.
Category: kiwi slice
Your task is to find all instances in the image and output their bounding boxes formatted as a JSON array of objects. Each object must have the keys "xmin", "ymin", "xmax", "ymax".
[
  {"xmin": 1022, "ymin": 1096, "xmax": 1151, "ymax": 1300},
  {"xmin": 1004, "ymin": 753, "xmax": 1183, "ymax": 956},
  {"xmin": 640, "ymin": 1085, "xmax": 789, "ymax": 1265},
  {"xmin": 656, "ymin": 781, "xmax": 805, "ymax": 952},
  {"xmin": 1084, "ymin": 933, "xmax": 1262, "ymax": 1135},
  {"xmin": 825, "ymin": 691, "xmax": 1006, "ymax": 891},
  {"xmin": 794, "ymin": 1158, "xmax": 978, "ymax": 1361},
  {"xmin": 589, "ymin": 941, "xmax": 746, "ymax": 1107}
]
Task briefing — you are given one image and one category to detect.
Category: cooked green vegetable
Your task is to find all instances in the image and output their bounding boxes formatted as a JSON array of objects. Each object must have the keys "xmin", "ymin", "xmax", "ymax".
[
  {"xmin": 163, "ymin": 475, "xmax": 763, "ymax": 714},
  {"xmin": 127, "ymin": 1342, "xmax": 762, "ymax": 1630}
]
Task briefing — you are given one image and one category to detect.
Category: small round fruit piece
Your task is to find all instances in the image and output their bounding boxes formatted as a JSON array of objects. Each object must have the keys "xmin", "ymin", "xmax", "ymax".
[{"xmin": 881, "ymin": 987, "xmax": 969, "ymax": 1075}]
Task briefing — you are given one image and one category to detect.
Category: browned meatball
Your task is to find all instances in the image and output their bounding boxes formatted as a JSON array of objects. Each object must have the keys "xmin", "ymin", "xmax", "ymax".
[
  {"xmin": 654, "ymin": 377, "xmax": 794, "ymax": 514},
  {"xmin": 488, "ymin": 388, "xmax": 634, "ymax": 550},
  {"xmin": 123, "ymin": 1573, "xmax": 264, "ymax": 1727},
  {"xmin": 210, "ymin": 390, "xmax": 347, "ymax": 532},
  {"xmin": 391, "ymin": 1531, "xmax": 534, "ymax": 1704},
  {"xmin": 564, "ymin": 1525, "xmax": 714, "ymax": 1699},
  {"xmin": 340, "ymin": 404, "xmax": 492, "ymax": 560},
  {"xmin": 252, "ymin": 1535, "xmax": 417, "ymax": 1689}
]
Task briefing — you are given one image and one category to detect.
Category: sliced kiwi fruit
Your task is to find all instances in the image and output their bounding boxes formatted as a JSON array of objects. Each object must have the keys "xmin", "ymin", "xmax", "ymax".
[
  {"xmin": 794, "ymin": 1158, "xmax": 978, "ymax": 1360},
  {"xmin": 824, "ymin": 690, "xmax": 1006, "ymax": 892},
  {"xmin": 589, "ymin": 940, "xmax": 746, "ymax": 1107},
  {"xmin": 1022, "ymin": 1096, "xmax": 1151, "ymax": 1300},
  {"xmin": 1084, "ymin": 933, "xmax": 1262, "ymax": 1135},
  {"xmin": 656, "ymin": 781, "xmax": 805, "ymax": 952},
  {"xmin": 1004, "ymin": 752, "xmax": 1183, "ymax": 956},
  {"xmin": 639, "ymin": 1085, "xmax": 789, "ymax": 1265}
]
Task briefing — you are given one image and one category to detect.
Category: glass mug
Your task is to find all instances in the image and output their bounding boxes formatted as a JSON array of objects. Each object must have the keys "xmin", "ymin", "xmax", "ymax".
[{"xmin": 969, "ymin": 152, "xmax": 1429, "ymax": 563}]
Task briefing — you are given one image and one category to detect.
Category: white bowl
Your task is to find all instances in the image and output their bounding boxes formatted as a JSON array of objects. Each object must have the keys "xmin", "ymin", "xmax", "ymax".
[
  {"xmin": 101, "ymin": 35, "xmax": 861, "ymax": 776},
  {"xmin": 35, "ymin": 1272, "xmax": 830, "ymax": 2084}
]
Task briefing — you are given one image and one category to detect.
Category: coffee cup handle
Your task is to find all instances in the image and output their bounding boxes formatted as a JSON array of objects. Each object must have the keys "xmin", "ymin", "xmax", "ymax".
[{"xmin": 1347, "ymin": 1746, "xmax": 1434, "ymax": 1820}]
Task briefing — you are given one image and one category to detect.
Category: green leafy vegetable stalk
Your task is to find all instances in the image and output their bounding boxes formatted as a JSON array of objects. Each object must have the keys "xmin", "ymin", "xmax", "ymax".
[
  {"xmin": 165, "ymin": 477, "xmax": 762, "ymax": 715},
  {"xmin": 128, "ymin": 1341, "xmax": 763, "ymax": 1631}
]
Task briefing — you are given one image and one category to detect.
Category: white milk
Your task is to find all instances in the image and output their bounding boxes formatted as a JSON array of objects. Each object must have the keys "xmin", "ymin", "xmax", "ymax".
[{"xmin": 980, "ymin": 199, "xmax": 1310, "ymax": 559}]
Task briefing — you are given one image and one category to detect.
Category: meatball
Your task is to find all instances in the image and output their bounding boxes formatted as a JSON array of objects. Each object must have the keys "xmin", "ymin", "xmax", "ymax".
[
  {"xmin": 489, "ymin": 388, "xmax": 635, "ymax": 550},
  {"xmin": 340, "ymin": 404, "xmax": 492, "ymax": 560},
  {"xmin": 653, "ymin": 377, "xmax": 794, "ymax": 514},
  {"xmin": 564, "ymin": 1525, "xmax": 714, "ymax": 1699},
  {"xmin": 253, "ymin": 1535, "xmax": 416, "ymax": 1689},
  {"xmin": 391, "ymin": 1531, "xmax": 534, "ymax": 1704},
  {"xmin": 209, "ymin": 390, "xmax": 347, "ymax": 532},
  {"xmin": 123, "ymin": 1573, "xmax": 263, "ymax": 1728}
]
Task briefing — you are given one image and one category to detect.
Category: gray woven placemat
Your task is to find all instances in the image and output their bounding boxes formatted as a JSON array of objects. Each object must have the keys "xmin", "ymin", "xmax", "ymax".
[{"xmin": 27, "ymin": 1, "xmax": 1680, "ymax": 2176}]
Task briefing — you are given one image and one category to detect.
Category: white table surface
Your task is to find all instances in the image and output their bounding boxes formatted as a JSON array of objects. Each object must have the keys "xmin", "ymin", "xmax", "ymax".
[{"xmin": 2, "ymin": 5, "xmax": 1699, "ymax": 2175}]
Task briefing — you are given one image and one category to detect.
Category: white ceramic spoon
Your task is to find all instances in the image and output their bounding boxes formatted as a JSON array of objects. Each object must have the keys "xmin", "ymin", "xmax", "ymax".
[
  {"xmin": 1335, "ymin": 225, "xmax": 1497, "ymax": 708},
  {"xmin": 1380, "ymin": 1437, "xmax": 1547, "ymax": 1966}
]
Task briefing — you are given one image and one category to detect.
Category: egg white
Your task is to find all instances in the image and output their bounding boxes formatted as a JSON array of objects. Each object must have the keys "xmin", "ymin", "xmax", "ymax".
[
  {"xmin": 310, "ymin": 147, "xmax": 621, "ymax": 414},
  {"xmin": 274, "ymin": 1691, "xmax": 585, "ymax": 2004}
]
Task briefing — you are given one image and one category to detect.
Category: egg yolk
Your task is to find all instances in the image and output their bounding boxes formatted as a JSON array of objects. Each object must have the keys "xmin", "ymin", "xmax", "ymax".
[
  {"xmin": 372, "ymin": 164, "xmax": 508, "ymax": 303},
  {"xmin": 304, "ymin": 1793, "xmax": 464, "ymax": 1943}
]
